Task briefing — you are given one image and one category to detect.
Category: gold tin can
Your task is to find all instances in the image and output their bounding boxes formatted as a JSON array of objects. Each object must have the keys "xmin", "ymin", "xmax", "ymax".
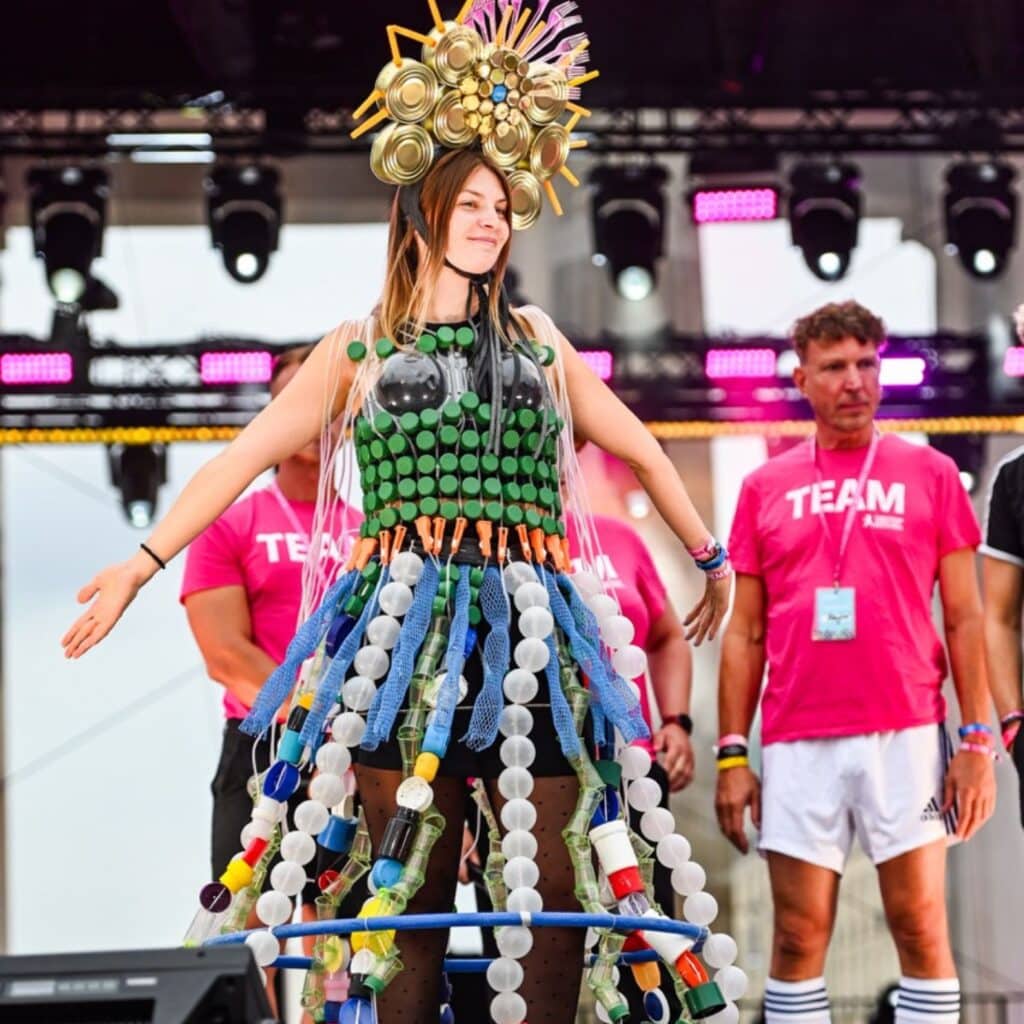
[
  {"xmin": 529, "ymin": 124, "xmax": 570, "ymax": 180},
  {"xmin": 482, "ymin": 116, "xmax": 531, "ymax": 168},
  {"xmin": 424, "ymin": 24, "xmax": 483, "ymax": 86},
  {"xmin": 432, "ymin": 90, "xmax": 475, "ymax": 148},
  {"xmin": 521, "ymin": 65, "xmax": 567, "ymax": 124},
  {"xmin": 375, "ymin": 59, "xmax": 439, "ymax": 124},
  {"xmin": 507, "ymin": 170, "xmax": 543, "ymax": 231},
  {"xmin": 370, "ymin": 123, "xmax": 435, "ymax": 185}
]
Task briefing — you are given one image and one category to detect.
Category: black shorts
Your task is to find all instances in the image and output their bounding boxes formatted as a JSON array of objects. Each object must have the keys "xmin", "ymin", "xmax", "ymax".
[
  {"xmin": 211, "ymin": 719, "xmax": 322, "ymax": 905},
  {"xmin": 357, "ymin": 619, "xmax": 591, "ymax": 778}
]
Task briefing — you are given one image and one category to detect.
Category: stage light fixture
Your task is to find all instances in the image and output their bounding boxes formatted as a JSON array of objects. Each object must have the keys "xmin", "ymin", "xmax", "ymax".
[
  {"xmin": 590, "ymin": 164, "xmax": 668, "ymax": 301},
  {"xmin": 28, "ymin": 166, "xmax": 109, "ymax": 304},
  {"xmin": 944, "ymin": 160, "xmax": 1017, "ymax": 280},
  {"xmin": 205, "ymin": 164, "xmax": 282, "ymax": 284},
  {"xmin": 689, "ymin": 186, "xmax": 779, "ymax": 224},
  {"xmin": 108, "ymin": 443, "xmax": 168, "ymax": 528},
  {"xmin": 788, "ymin": 162, "xmax": 861, "ymax": 282}
]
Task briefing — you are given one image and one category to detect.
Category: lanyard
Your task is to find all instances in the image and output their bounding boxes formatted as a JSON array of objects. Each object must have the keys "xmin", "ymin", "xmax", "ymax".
[
  {"xmin": 809, "ymin": 431, "xmax": 880, "ymax": 587},
  {"xmin": 268, "ymin": 480, "xmax": 310, "ymax": 542}
]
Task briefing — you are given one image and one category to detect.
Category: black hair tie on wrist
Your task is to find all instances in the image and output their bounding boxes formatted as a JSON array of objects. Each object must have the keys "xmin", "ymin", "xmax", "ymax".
[{"xmin": 140, "ymin": 543, "xmax": 167, "ymax": 571}]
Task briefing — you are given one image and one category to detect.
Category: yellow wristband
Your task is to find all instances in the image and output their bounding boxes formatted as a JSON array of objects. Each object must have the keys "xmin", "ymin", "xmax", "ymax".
[{"xmin": 716, "ymin": 755, "xmax": 749, "ymax": 771}]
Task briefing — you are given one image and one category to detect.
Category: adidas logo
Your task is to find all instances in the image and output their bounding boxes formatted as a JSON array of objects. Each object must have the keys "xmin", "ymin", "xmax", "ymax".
[{"xmin": 920, "ymin": 796, "xmax": 941, "ymax": 822}]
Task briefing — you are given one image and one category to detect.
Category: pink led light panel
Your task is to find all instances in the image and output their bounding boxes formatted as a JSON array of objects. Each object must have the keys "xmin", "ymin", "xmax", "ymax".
[
  {"xmin": 1, "ymin": 352, "xmax": 73, "ymax": 385},
  {"xmin": 692, "ymin": 187, "xmax": 778, "ymax": 224},
  {"xmin": 579, "ymin": 349, "xmax": 614, "ymax": 381},
  {"xmin": 879, "ymin": 357, "xmax": 926, "ymax": 386},
  {"xmin": 705, "ymin": 348, "xmax": 777, "ymax": 379},
  {"xmin": 200, "ymin": 350, "xmax": 273, "ymax": 385},
  {"xmin": 1004, "ymin": 347, "xmax": 1024, "ymax": 377}
]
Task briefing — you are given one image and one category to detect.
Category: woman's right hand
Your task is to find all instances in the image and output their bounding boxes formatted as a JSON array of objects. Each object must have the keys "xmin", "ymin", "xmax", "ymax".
[
  {"xmin": 61, "ymin": 560, "xmax": 148, "ymax": 659},
  {"xmin": 714, "ymin": 763, "xmax": 761, "ymax": 854}
]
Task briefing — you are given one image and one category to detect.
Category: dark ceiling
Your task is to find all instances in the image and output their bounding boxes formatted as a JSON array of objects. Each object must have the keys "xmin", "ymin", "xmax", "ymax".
[{"xmin": 2, "ymin": 0, "xmax": 1023, "ymax": 111}]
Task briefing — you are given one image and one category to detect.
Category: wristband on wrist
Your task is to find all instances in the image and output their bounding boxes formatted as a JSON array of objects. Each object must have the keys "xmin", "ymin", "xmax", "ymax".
[
  {"xmin": 717, "ymin": 755, "xmax": 749, "ymax": 771},
  {"xmin": 716, "ymin": 744, "xmax": 748, "ymax": 760},
  {"xmin": 960, "ymin": 741, "xmax": 998, "ymax": 759},
  {"xmin": 688, "ymin": 538, "xmax": 717, "ymax": 561},
  {"xmin": 1000, "ymin": 710, "xmax": 1024, "ymax": 729},
  {"xmin": 140, "ymin": 542, "xmax": 167, "ymax": 571},
  {"xmin": 718, "ymin": 733, "xmax": 748, "ymax": 748},
  {"xmin": 707, "ymin": 564, "xmax": 733, "ymax": 582},
  {"xmin": 957, "ymin": 722, "xmax": 993, "ymax": 740},
  {"xmin": 669, "ymin": 713, "xmax": 693, "ymax": 735},
  {"xmin": 1002, "ymin": 721, "xmax": 1021, "ymax": 751}
]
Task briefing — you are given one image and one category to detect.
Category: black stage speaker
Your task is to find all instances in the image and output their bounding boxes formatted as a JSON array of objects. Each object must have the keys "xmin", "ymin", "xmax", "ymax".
[{"xmin": 0, "ymin": 945, "xmax": 276, "ymax": 1024}]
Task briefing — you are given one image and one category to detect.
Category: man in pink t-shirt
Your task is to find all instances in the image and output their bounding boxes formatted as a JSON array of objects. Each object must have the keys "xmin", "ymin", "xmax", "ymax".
[{"xmin": 716, "ymin": 302, "xmax": 994, "ymax": 1024}]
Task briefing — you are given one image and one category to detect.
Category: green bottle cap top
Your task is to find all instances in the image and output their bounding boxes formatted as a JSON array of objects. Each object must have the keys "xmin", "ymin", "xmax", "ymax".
[
  {"xmin": 416, "ymin": 333, "xmax": 437, "ymax": 354},
  {"xmin": 364, "ymin": 465, "xmax": 379, "ymax": 488},
  {"xmin": 396, "ymin": 455, "xmax": 415, "ymax": 476},
  {"xmin": 378, "ymin": 460, "xmax": 396, "ymax": 481},
  {"xmin": 485, "ymin": 501, "xmax": 503, "ymax": 521},
  {"xmin": 504, "ymin": 504, "xmax": 525, "ymax": 526},
  {"xmin": 482, "ymin": 477, "xmax": 502, "ymax": 499},
  {"xmin": 439, "ymin": 474, "xmax": 459, "ymax": 496},
  {"xmin": 461, "ymin": 477, "xmax": 481, "ymax": 498},
  {"xmin": 420, "ymin": 407, "xmax": 440, "ymax": 429},
  {"xmin": 437, "ymin": 325, "xmax": 456, "ymax": 344},
  {"xmin": 455, "ymin": 325, "xmax": 475, "ymax": 348},
  {"xmin": 415, "ymin": 430, "xmax": 436, "ymax": 452},
  {"xmin": 461, "ymin": 429, "xmax": 481, "ymax": 450},
  {"xmin": 355, "ymin": 418, "xmax": 372, "ymax": 442},
  {"xmin": 397, "ymin": 478, "xmax": 417, "ymax": 499},
  {"xmin": 400, "ymin": 502, "xmax": 418, "ymax": 522},
  {"xmin": 442, "ymin": 401, "xmax": 462, "ymax": 424},
  {"xmin": 481, "ymin": 453, "xmax": 500, "ymax": 474},
  {"xmin": 542, "ymin": 515, "xmax": 558, "ymax": 534},
  {"xmin": 459, "ymin": 453, "xmax": 479, "ymax": 474},
  {"xmin": 417, "ymin": 454, "xmax": 437, "ymax": 475},
  {"xmin": 440, "ymin": 500, "xmax": 460, "ymax": 520},
  {"xmin": 536, "ymin": 462, "xmax": 552, "ymax": 482},
  {"xmin": 502, "ymin": 429, "xmax": 521, "ymax": 450},
  {"xmin": 557, "ymin": 519, "xmax": 567, "ymax": 537},
  {"xmin": 464, "ymin": 500, "xmax": 483, "ymax": 519},
  {"xmin": 521, "ymin": 482, "xmax": 539, "ymax": 503},
  {"xmin": 375, "ymin": 337, "xmax": 396, "ymax": 358},
  {"xmin": 347, "ymin": 340, "xmax": 367, "ymax": 362},
  {"xmin": 373, "ymin": 411, "xmax": 395, "ymax": 434},
  {"xmin": 439, "ymin": 452, "xmax": 459, "ymax": 473},
  {"xmin": 443, "ymin": 563, "xmax": 461, "ymax": 581},
  {"xmin": 359, "ymin": 520, "xmax": 370, "ymax": 539},
  {"xmin": 459, "ymin": 391, "xmax": 481, "ymax": 412},
  {"xmin": 467, "ymin": 605, "xmax": 482, "ymax": 626},
  {"xmin": 503, "ymin": 482, "xmax": 522, "ymax": 503},
  {"xmin": 500, "ymin": 456, "xmax": 518, "ymax": 476},
  {"xmin": 525, "ymin": 508, "xmax": 542, "ymax": 529},
  {"xmin": 399, "ymin": 411, "xmax": 419, "ymax": 433},
  {"xmin": 379, "ymin": 508, "xmax": 399, "ymax": 529},
  {"xmin": 369, "ymin": 439, "xmax": 386, "ymax": 461},
  {"xmin": 539, "ymin": 344, "xmax": 556, "ymax": 367},
  {"xmin": 378, "ymin": 481, "xmax": 397, "ymax": 503},
  {"xmin": 521, "ymin": 455, "xmax": 537, "ymax": 476},
  {"xmin": 538, "ymin": 487, "xmax": 555, "ymax": 508},
  {"xmin": 419, "ymin": 497, "xmax": 440, "ymax": 517},
  {"xmin": 363, "ymin": 490, "xmax": 381, "ymax": 513},
  {"xmin": 417, "ymin": 477, "xmax": 437, "ymax": 497},
  {"xmin": 387, "ymin": 434, "xmax": 408, "ymax": 455},
  {"xmin": 474, "ymin": 402, "xmax": 492, "ymax": 425},
  {"xmin": 432, "ymin": 596, "xmax": 448, "ymax": 616},
  {"xmin": 439, "ymin": 425, "xmax": 460, "ymax": 447},
  {"xmin": 517, "ymin": 408, "xmax": 538, "ymax": 430},
  {"xmin": 366, "ymin": 516, "xmax": 381, "ymax": 535},
  {"xmin": 469, "ymin": 567, "xmax": 485, "ymax": 586}
]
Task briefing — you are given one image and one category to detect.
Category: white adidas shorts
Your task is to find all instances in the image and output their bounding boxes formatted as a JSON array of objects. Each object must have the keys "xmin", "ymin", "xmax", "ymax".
[{"xmin": 759, "ymin": 723, "xmax": 957, "ymax": 874}]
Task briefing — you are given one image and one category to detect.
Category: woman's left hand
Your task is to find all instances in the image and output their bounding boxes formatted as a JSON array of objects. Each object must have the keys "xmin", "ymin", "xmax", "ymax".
[
  {"xmin": 654, "ymin": 723, "xmax": 695, "ymax": 791},
  {"xmin": 683, "ymin": 570, "xmax": 733, "ymax": 645}
]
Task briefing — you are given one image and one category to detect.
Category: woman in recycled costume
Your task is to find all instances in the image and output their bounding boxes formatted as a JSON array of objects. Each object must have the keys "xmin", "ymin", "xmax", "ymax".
[{"xmin": 62, "ymin": 3, "xmax": 746, "ymax": 1022}]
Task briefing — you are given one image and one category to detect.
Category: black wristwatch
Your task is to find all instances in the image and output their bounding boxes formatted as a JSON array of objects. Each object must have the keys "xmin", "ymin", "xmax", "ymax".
[{"xmin": 671, "ymin": 713, "xmax": 693, "ymax": 735}]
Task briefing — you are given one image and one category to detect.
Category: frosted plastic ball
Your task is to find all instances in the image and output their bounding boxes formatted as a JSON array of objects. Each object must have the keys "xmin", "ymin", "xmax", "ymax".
[
  {"xmin": 571, "ymin": 568, "xmax": 602, "ymax": 597},
  {"xmin": 600, "ymin": 614, "xmax": 635, "ymax": 649},
  {"xmin": 618, "ymin": 745, "xmax": 652, "ymax": 780},
  {"xmin": 270, "ymin": 860, "xmax": 307, "ymax": 897},
  {"xmin": 671, "ymin": 861, "xmax": 706, "ymax": 895},
  {"xmin": 256, "ymin": 890, "xmax": 292, "ymax": 927},
  {"xmin": 503, "ymin": 669, "xmax": 539, "ymax": 704},
  {"xmin": 280, "ymin": 830, "xmax": 316, "ymax": 865},
  {"xmin": 495, "ymin": 926, "xmax": 533, "ymax": 959},
  {"xmin": 626, "ymin": 776, "xmax": 662, "ymax": 813},
  {"xmin": 518, "ymin": 605, "xmax": 554, "ymax": 639},
  {"xmin": 241, "ymin": 819, "xmax": 273, "ymax": 846},
  {"xmin": 503, "ymin": 562, "xmax": 537, "ymax": 591},
  {"xmin": 640, "ymin": 807, "xmax": 675, "ymax": 842},
  {"xmin": 486, "ymin": 956, "xmax": 524, "ymax": 993},
  {"xmin": 389, "ymin": 551, "xmax": 424, "ymax": 586},
  {"xmin": 342, "ymin": 675, "xmax": 377, "ymax": 712},
  {"xmin": 499, "ymin": 704, "xmax": 534, "ymax": 738},
  {"xmin": 378, "ymin": 580, "xmax": 413, "ymax": 617},
  {"xmin": 309, "ymin": 773, "xmax": 345, "ymax": 808},
  {"xmin": 684, "ymin": 891, "xmax": 718, "ymax": 926},
  {"xmin": 293, "ymin": 799, "xmax": 330, "ymax": 836},
  {"xmin": 503, "ymin": 856, "xmax": 540, "ymax": 890},
  {"xmin": 586, "ymin": 593, "xmax": 618, "ymax": 620},
  {"xmin": 500, "ymin": 798, "xmax": 537, "ymax": 832},
  {"xmin": 513, "ymin": 637, "xmax": 549, "ymax": 673},
  {"xmin": 497, "ymin": 766, "xmax": 535, "ymax": 801},
  {"xmin": 366, "ymin": 614, "xmax": 401, "ymax": 650},
  {"xmin": 246, "ymin": 929, "xmax": 280, "ymax": 968},
  {"xmin": 507, "ymin": 886, "xmax": 543, "ymax": 914},
  {"xmin": 715, "ymin": 966, "xmax": 749, "ymax": 1001},
  {"xmin": 707, "ymin": 1003, "xmax": 740, "ymax": 1024},
  {"xmin": 490, "ymin": 991, "xmax": 527, "ymax": 1024},
  {"xmin": 353, "ymin": 645, "xmax": 389, "ymax": 681},
  {"xmin": 656, "ymin": 833, "xmax": 691, "ymax": 869},
  {"xmin": 513, "ymin": 581, "xmax": 549, "ymax": 612},
  {"xmin": 702, "ymin": 932, "xmax": 739, "ymax": 969},
  {"xmin": 315, "ymin": 741, "xmax": 351, "ymax": 777},
  {"xmin": 612, "ymin": 644, "xmax": 647, "ymax": 680},
  {"xmin": 331, "ymin": 711, "xmax": 365, "ymax": 747},
  {"xmin": 500, "ymin": 735, "xmax": 536, "ymax": 769},
  {"xmin": 501, "ymin": 829, "xmax": 538, "ymax": 860}
]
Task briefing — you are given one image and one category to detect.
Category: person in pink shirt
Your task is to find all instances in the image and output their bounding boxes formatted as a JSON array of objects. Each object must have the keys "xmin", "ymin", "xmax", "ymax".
[
  {"xmin": 180, "ymin": 345, "xmax": 359, "ymax": 1011},
  {"xmin": 716, "ymin": 301, "xmax": 994, "ymax": 1024}
]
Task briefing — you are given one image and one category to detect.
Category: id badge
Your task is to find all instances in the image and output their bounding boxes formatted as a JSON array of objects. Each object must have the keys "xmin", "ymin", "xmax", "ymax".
[{"xmin": 813, "ymin": 587, "xmax": 856, "ymax": 641}]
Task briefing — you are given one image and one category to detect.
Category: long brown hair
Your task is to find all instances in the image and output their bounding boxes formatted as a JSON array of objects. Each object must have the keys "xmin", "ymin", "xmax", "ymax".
[{"xmin": 376, "ymin": 149, "xmax": 514, "ymax": 343}]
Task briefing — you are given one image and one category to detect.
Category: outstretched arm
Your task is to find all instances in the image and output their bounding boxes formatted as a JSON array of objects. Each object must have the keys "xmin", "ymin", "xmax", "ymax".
[{"xmin": 61, "ymin": 324, "xmax": 359, "ymax": 659}]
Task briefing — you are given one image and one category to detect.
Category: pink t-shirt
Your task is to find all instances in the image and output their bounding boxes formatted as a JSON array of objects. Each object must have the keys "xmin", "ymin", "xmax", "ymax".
[
  {"xmin": 728, "ymin": 435, "xmax": 980, "ymax": 745},
  {"xmin": 567, "ymin": 515, "xmax": 669, "ymax": 752},
  {"xmin": 180, "ymin": 486, "xmax": 358, "ymax": 719}
]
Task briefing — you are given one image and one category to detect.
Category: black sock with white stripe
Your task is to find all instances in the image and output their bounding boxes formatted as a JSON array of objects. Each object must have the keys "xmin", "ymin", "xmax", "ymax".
[
  {"xmin": 895, "ymin": 976, "xmax": 960, "ymax": 1024},
  {"xmin": 764, "ymin": 977, "xmax": 831, "ymax": 1024}
]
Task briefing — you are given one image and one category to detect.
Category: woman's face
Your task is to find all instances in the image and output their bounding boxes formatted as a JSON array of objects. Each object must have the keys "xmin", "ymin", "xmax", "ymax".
[{"xmin": 444, "ymin": 165, "xmax": 510, "ymax": 275}]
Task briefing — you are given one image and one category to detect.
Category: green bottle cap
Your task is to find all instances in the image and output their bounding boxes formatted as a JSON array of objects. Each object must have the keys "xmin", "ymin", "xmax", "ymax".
[
  {"xmin": 500, "ymin": 455, "xmax": 518, "ymax": 476},
  {"xmin": 461, "ymin": 429, "xmax": 481, "ymax": 450},
  {"xmin": 455, "ymin": 325, "xmax": 475, "ymax": 348},
  {"xmin": 485, "ymin": 500, "xmax": 503, "ymax": 521},
  {"xmin": 415, "ymin": 430, "xmax": 436, "ymax": 452},
  {"xmin": 432, "ymin": 596, "xmax": 448, "ymax": 616},
  {"xmin": 517, "ymin": 408, "xmax": 538, "ymax": 430},
  {"xmin": 419, "ymin": 496, "xmax": 440, "ymax": 517},
  {"xmin": 387, "ymin": 434, "xmax": 408, "ymax": 455},
  {"xmin": 396, "ymin": 455, "xmax": 415, "ymax": 476},
  {"xmin": 440, "ymin": 500, "xmax": 460, "ymax": 520},
  {"xmin": 459, "ymin": 453, "xmax": 479, "ymax": 474},
  {"xmin": 464, "ymin": 500, "xmax": 483, "ymax": 520},
  {"xmin": 416, "ymin": 333, "xmax": 437, "ymax": 354},
  {"xmin": 420, "ymin": 407, "xmax": 440, "ymax": 429},
  {"xmin": 400, "ymin": 502, "xmax": 418, "ymax": 522},
  {"xmin": 375, "ymin": 337, "xmax": 396, "ymax": 358},
  {"xmin": 536, "ymin": 462, "xmax": 552, "ymax": 482},
  {"xmin": 503, "ymin": 482, "xmax": 522, "ymax": 503},
  {"xmin": 399, "ymin": 411, "xmax": 420, "ymax": 434},
  {"xmin": 482, "ymin": 477, "xmax": 502, "ymax": 499},
  {"xmin": 344, "ymin": 594, "xmax": 365, "ymax": 617},
  {"xmin": 439, "ymin": 425, "xmax": 460, "ymax": 447},
  {"xmin": 379, "ymin": 508, "xmax": 399, "ymax": 529},
  {"xmin": 363, "ymin": 465, "xmax": 379, "ymax": 488},
  {"xmin": 373, "ymin": 411, "xmax": 395, "ymax": 434},
  {"xmin": 417, "ymin": 477, "xmax": 437, "ymax": 497},
  {"xmin": 356, "ymin": 447, "xmax": 371, "ymax": 469},
  {"xmin": 437, "ymin": 325, "xmax": 456, "ymax": 345},
  {"xmin": 442, "ymin": 401, "xmax": 462, "ymax": 424},
  {"xmin": 481, "ymin": 453, "xmax": 500, "ymax": 474},
  {"xmin": 443, "ymin": 563, "xmax": 461, "ymax": 581},
  {"xmin": 417, "ymin": 454, "xmax": 437, "ymax": 475},
  {"xmin": 520, "ymin": 455, "xmax": 537, "ymax": 476},
  {"xmin": 439, "ymin": 474, "xmax": 459, "ymax": 496},
  {"xmin": 359, "ymin": 520, "xmax": 370, "ymax": 539},
  {"xmin": 369, "ymin": 439, "xmax": 386, "ymax": 461},
  {"xmin": 521, "ymin": 482, "xmax": 539, "ymax": 503},
  {"xmin": 363, "ymin": 491, "xmax": 380, "ymax": 513},
  {"xmin": 556, "ymin": 519, "xmax": 566, "ymax": 537},
  {"xmin": 347, "ymin": 340, "xmax": 367, "ymax": 362},
  {"xmin": 538, "ymin": 487, "xmax": 555, "ymax": 508},
  {"xmin": 539, "ymin": 344, "xmax": 556, "ymax": 367},
  {"xmin": 504, "ymin": 504, "xmax": 525, "ymax": 526},
  {"xmin": 525, "ymin": 509, "xmax": 542, "ymax": 529},
  {"xmin": 542, "ymin": 515, "xmax": 558, "ymax": 534},
  {"xmin": 378, "ymin": 481, "xmax": 397, "ymax": 503},
  {"xmin": 378, "ymin": 460, "xmax": 396, "ymax": 481},
  {"xmin": 524, "ymin": 430, "xmax": 541, "ymax": 450},
  {"xmin": 468, "ymin": 605, "xmax": 482, "ymax": 627},
  {"xmin": 474, "ymin": 402, "xmax": 492, "ymax": 425},
  {"xmin": 366, "ymin": 516, "xmax": 381, "ymax": 536},
  {"xmin": 355, "ymin": 417, "xmax": 372, "ymax": 442},
  {"xmin": 439, "ymin": 452, "xmax": 459, "ymax": 473},
  {"xmin": 459, "ymin": 391, "xmax": 481, "ymax": 413},
  {"xmin": 461, "ymin": 477, "xmax": 481, "ymax": 498},
  {"xmin": 469, "ymin": 567, "xmax": 485, "ymax": 586},
  {"xmin": 684, "ymin": 982, "xmax": 726, "ymax": 1019},
  {"xmin": 502, "ymin": 429, "xmax": 521, "ymax": 450},
  {"xmin": 397, "ymin": 478, "xmax": 417, "ymax": 499},
  {"xmin": 436, "ymin": 581, "xmax": 452, "ymax": 599}
]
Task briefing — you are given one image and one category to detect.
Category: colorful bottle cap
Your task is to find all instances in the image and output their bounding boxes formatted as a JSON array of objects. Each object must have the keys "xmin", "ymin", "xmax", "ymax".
[
  {"xmin": 417, "ymin": 333, "xmax": 437, "ymax": 354},
  {"xmin": 396, "ymin": 775, "xmax": 434, "ymax": 812},
  {"xmin": 399, "ymin": 411, "xmax": 420, "ymax": 433},
  {"xmin": 347, "ymin": 340, "xmax": 367, "ymax": 362},
  {"xmin": 370, "ymin": 857, "xmax": 404, "ymax": 891},
  {"xmin": 417, "ymin": 477, "xmax": 437, "ymax": 497},
  {"xmin": 263, "ymin": 760, "xmax": 301, "ymax": 801},
  {"xmin": 415, "ymin": 752, "xmax": 440, "ymax": 781},
  {"xmin": 421, "ymin": 407, "xmax": 440, "ymax": 428},
  {"xmin": 417, "ymin": 454, "xmax": 437, "ymax": 474},
  {"xmin": 387, "ymin": 434, "xmax": 408, "ymax": 455},
  {"xmin": 439, "ymin": 452, "xmax": 459, "ymax": 473},
  {"xmin": 415, "ymin": 430, "xmax": 436, "ymax": 451},
  {"xmin": 375, "ymin": 337, "xmax": 396, "ymax": 358},
  {"xmin": 397, "ymin": 478, "xmax": 417, "ymax": 499},
  {"xmin": 481, "ymin": 453, "xmax": 500, "ymax": 474}
]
